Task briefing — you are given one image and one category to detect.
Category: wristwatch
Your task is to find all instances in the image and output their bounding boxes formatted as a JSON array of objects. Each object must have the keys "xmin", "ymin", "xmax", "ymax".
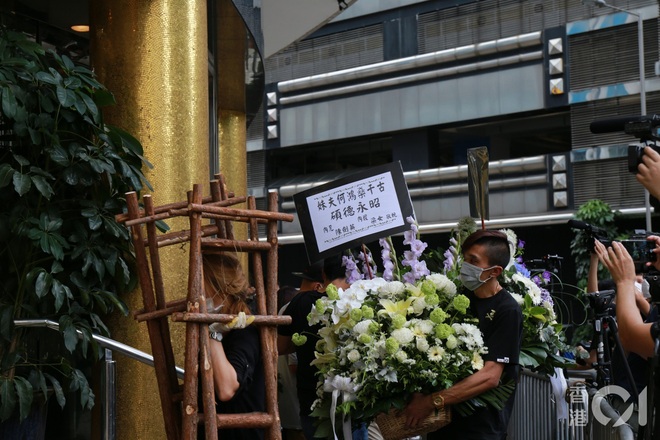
[
  {"xmin": 431, "ymin": 391, "xmax": 445, "ymax": 410},
  {"xmin": 209, "ymin": 331, "xmax": 223, "ymax": 342}
]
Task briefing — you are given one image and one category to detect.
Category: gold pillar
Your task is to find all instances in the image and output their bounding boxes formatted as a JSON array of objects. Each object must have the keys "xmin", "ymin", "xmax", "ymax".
[
  {"xmin": 217, "ymin": 0, "xmax": 248, "ymax": 242},
  {"xmin": 90, "ymin": 0, "xmax": 209, "ymax": 438}
]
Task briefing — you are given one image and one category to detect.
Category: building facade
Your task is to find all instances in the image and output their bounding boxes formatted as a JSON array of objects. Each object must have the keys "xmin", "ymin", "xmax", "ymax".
[{"xmin": 248, "ymin": 0, "xmax": 660, "ymax": 284}]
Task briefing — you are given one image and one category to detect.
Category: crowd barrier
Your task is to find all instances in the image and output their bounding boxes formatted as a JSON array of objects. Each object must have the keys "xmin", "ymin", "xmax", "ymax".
[{"xmin": 507, "ymin": 370, "xmax": 635, "ymax": 440}]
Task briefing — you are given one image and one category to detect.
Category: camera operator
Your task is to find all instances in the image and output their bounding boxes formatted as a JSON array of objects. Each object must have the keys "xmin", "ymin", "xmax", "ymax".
[{"xmin": 593, "ymin": 239, "xmax": 659, "ymax": 359}]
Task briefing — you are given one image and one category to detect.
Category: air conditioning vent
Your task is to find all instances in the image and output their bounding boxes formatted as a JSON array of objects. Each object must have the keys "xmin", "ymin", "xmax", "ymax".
[
  {"xmin": 265, "ymin": 24, "xmax": 384, "ymax": 83},
  {"xmin": 573, "ymin": 158, "xmax": 644, "ymax": 209}
]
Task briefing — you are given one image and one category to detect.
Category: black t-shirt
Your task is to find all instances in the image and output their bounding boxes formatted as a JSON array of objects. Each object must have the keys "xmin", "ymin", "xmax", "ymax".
[
  {"xmin": 199, "ymin": 326, "xmax": 265, "ymax": 440},
  {"xmin": 429, "ymin": 287, "xmax": 523, "ymax": 440},
  {"xmin": 278, "ymin": 289, "xmax": 325, "ymax": 418}
]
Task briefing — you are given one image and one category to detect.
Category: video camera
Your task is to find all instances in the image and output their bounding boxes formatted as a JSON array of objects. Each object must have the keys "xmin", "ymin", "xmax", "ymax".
[
  {"xmin": 586, "ymin": 289, "xmax": 615, "ymax": 318},
  {"xmin": 620, "ymin": 230, "xmax": 657, "ymax": 273},
  {"xmin": 567, "ymin": 219, "xmax": 611, "ymax": 250},
  {"xmin": 590, "ymin": 114, "xmax": 660, "ymax": 178}
]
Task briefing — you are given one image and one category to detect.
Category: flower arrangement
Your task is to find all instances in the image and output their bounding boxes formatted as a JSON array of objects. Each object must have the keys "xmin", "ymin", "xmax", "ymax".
[
  {"xmin": 497, "ymin": 229, "xmax": 571, "ymax": 375},
  {"xmin": 301, "ymin": 217, "xmax": 570, "ymax": 436}
]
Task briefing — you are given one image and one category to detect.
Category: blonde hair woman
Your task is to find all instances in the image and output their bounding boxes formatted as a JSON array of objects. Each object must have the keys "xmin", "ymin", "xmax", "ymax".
[{"xmin": 202, "ymin": 253, "xmax": 264, "ymax": 440}]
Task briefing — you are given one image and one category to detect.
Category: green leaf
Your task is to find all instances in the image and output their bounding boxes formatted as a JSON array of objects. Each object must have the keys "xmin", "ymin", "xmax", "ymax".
[
  {"xmin": 12, "ymin": 172, "xmax": 31, "ymax": 195},
  {"xmin": 28, "ymin": 370, "xmax": 48, "ymax": 403},
  {"xmin": 43, "ymin": 373, "xmax": 66, "ymax": 408},
  {"xmin": 14, "ymin": 376, "xmax": 33, "ymax": 422},
  {"xmin": 0, "ymin": 378, "xmax": 16, "ymax": 422},
  {"xmin": 79, "ymin": 92, "xmax": 99, "ymax": 121},
  {"xmin": 0, "ymin": 163, "xmax": 14, "ymax": 188},
  {"xmin": 35, "ymin": 270, "xmax": 52, "ymax": 298},
  {"xmin": 13, "ymin": 154, "xmax": 29, "ymax": 166},
  {"xmin": 31, "ymin": 175, "xmax": 54, "ymax": 199},
  {"xmin": 63, "ymin": 76, "xmax": 81, "ymax": 89},
  {"xmin": 48, "ymin": 145, "xmax": 70, "ymax": 166},
  {"xmin": 56, "ymin": 85, "xmax": 68, "ymax": 106},
  {"xmin": 35, "ymin": 71, "xmax": 60, "ymax": 85},
  {"xmin": 59, "ymin": 315, "xmax": 78, "ymax": 352},
  {"xmin": 73, "ymin": 96, "xmax": 86, "ymax": 115},
  {"xmin": 518, "ymin": 351, "xmax": 540, "ymax": 368},
  {"xmin": 1, "ymin": 85, "xmax": 17, "ymax": 118},
  {"xmin": 52, "ymin": 279, "xmax": 66, "ymax": 311}
]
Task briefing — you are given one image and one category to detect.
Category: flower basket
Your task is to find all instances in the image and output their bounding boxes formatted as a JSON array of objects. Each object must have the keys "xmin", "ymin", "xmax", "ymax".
[{"xmin": 376, "ymin": 406, "xmax": 451, "ymax": 440}]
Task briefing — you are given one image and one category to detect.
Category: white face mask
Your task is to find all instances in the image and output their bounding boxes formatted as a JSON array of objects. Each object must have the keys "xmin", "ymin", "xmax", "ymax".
[{"xmin": 460, "ymin": 262, "xmax": 496, "ymax": 291}]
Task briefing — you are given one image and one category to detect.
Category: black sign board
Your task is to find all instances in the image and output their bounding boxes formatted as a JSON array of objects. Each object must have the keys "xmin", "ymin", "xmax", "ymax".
[{"xmin": 293, "ymin": 162, "xmax": 414, "ymax": 263}]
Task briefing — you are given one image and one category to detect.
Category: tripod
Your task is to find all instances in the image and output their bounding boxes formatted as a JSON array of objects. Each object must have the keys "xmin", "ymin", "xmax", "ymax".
[{"xmin": 586, "ymin": 290, "xmax": 640, "ymax": 409}]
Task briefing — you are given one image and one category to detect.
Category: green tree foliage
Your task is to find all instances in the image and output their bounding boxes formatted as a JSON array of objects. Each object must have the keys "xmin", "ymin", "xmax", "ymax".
[
  {"xmin": 0, "ymin": 28, "xmax": 151, "ymax": 422},
  {"xmin": 569, "ymin": 199, "xmax": 619, "ymax": 291}
]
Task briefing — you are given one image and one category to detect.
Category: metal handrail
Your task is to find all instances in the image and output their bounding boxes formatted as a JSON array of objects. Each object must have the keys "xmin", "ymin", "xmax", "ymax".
[{"xmin": 13, "ymin": 319, "xmax": 185, "ymax": 378}]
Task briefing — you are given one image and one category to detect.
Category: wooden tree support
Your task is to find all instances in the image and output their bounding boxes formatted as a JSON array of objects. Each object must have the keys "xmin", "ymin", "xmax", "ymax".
[{"xmin": 117, "ymin": 177, "xmax": 294, "ymax": 440}]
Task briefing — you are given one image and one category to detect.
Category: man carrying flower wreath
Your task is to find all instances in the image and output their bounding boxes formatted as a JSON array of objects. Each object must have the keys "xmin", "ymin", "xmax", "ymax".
[{"xmin": 403, "ymin": 229, "xmax": 523, "ymax": 440}]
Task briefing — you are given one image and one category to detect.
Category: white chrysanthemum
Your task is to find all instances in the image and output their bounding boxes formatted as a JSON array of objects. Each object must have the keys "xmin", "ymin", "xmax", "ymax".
[
  {"xmin": 499, "ymin": 229, "xmax": 517, "ymax": 269},
  {"xmin": 412, "ymin": 296, "xmax": 427, "ymax": 314},
  {"xmin": 416, "ymin": 337, "xmax": 430, "ymax": 352},
  {"xmin": 411, "ymin": 319, "xmax": 434, "ymax": 336},
  {"xmin": 471, "ymin": 352, "xmax": 484, "ymax": 370},
  {"xmin": 428, "ymin": 345, "xmax": 445, "ymax": 362},
  {"xmin": 510, "ymin": 292, "xmax": 524, "ymax": 305},
  {"xmin": 543, "ymin": 301, "xmax": 556, "ymax": 320},
  {"xmin": 426, "ymin": 273, "xmax": 457, "ymax": 297},
  {"xmin": 378, "ymin": 280, "xmax": 405, "ymax": 296},
  {"xmin": 353, "ymin": 319, "xmax": 374, "ymax": 335},
  {"xmin": 395, "ymin": 350, "xmax": 409, "ymax": 362},
  {"xmin": 391, "ymin": 327, "xmax": 415, "ymax": 345},
  {"xmin": 452, "ymin": 323, "xmax": 484, "ymax": 350},
  {"xmin": 512, "ymin": 273, "xmax": 543, "ymax": 305},
  {"xmin": 446, "ymin": 335, "xmax": 458, "ymax": 349},
  {"xmin": 347, "ymin": 349, "xmax": 361, "ymax": 363}
]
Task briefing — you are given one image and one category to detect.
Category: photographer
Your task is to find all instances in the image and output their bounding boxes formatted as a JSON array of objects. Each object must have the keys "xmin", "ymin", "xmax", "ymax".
[{"xmin": 594, "ymin": 239, "xmax": 659, "ymax": 359}]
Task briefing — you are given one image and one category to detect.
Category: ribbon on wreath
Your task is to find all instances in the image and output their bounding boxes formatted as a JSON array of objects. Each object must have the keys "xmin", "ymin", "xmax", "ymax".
[{"xmin": 324, "ymin": 375, "xmax": 359, "ymax": 440}]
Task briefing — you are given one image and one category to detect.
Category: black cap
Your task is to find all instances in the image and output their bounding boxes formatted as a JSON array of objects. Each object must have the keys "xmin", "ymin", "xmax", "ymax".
[{"xmin": 292, "ymin": 260, "xmax": 324, "ymax": 283}]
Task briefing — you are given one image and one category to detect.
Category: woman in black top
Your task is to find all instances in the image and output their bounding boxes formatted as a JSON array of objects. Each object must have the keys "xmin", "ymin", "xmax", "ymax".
[{"xmin": 201, "ymin": 253, "xmax": 264, "ymax": 440}]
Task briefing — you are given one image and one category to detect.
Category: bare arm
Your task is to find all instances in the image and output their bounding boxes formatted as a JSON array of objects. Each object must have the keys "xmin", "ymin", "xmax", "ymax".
[
  {"xmin": 208, "ymin": 339, "xmax": 240, "ymax": 401},
  {"xmin": 587, "ymin": 252, "xmax": 599, "ymax": 293},
  {"xmin": 594, "ymin": 240, "xmax": 654, "ymax": 358},
  {"xmin": 403, "ymin": 361, "xmax": 504, "ymax": 428},
  {"xmin": 278, "ymin": 334, "xmax": 295, "ymax": 355}
]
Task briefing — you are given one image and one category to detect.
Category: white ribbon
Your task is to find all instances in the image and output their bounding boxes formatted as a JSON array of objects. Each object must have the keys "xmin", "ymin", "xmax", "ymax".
[{"xmin": 330, "ymin": 389, "xmax": 354, "ymax": 440}]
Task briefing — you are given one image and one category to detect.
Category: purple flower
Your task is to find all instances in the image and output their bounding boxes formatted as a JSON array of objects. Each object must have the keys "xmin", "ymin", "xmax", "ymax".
[
  {"xmin": 518, "ymin": 239, "xmax": 525, "ymax": 249},
  {"xmin": 540, "ymin": 288, "xmax": 554, "ymax": 307},
  {"xmin": 409, "ymin": 239, "xmax": 428, "ymax": 255},
  {"xmin": 514, "ymin": 262, "xmax": 530, "ymax": 278},
  {"xmin": 443, "ymin": 247, "xmax": 455, "ymax": 272},
  {"xmin": 403, "ymin": 229, "xmax": 415, "ymax": 246},
  {"xmin": 343, "ymin": 255, "xmax": 362, "ymax": 284},
  {"xmin": 542, "ymin": 270, "xmax": 551, "ymax": 283}
]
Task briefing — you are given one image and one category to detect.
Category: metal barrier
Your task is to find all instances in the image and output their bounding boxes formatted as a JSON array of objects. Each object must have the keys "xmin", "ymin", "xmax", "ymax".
[
  {"xmin": 14, "ymin": 319, "xmax": 185, "ymax": 440},
  {"xmin": 587, "ymin": 386, "xmax": 635, "ymax": 440},
  {"xmin": 508, "ymin": 368, "xmax": 637, "ymax": 440},
  {"xmin": 508, "ymin": 369, "xmax": 556, "ymax": 440}
]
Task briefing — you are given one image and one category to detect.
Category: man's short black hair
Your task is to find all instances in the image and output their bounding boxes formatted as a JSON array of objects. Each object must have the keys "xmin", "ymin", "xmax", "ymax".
[
  {"xmin": 462, "ymin": 230, "xmax": 510, "ymax": 268},
  {"xmin": 323, "ymin": 253, "xmax": 346, "ymax": 282}
]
